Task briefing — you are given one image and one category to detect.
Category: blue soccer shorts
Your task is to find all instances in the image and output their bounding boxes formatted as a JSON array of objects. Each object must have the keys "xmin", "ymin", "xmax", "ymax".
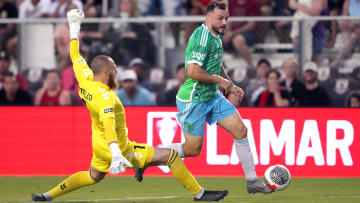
[{"xmin": 176, "ymin": 91, "xmax": 237, "ymax": 136}]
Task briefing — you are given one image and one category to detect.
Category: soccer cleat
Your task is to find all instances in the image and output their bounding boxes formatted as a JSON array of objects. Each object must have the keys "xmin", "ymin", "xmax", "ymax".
[
  {"xmin": 134, "ymin": 167, "xmax": 147, "ymax": 182},
  {"xmin": 246, "ymin": 179, "xmax": 273, "ymax": 194},
  {"xmin": 194, "ymin": 190, "xmax": 228, "ymax": 201},
  {"xmin": 31, "ymin": 193, "xmax": 49, "ymax": 201}
]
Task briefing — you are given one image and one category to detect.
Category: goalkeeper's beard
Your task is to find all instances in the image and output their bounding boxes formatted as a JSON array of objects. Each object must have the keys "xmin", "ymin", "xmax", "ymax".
[{"xmin": 108, "ymin": 74, "xmax": 119, "ymax": 90}]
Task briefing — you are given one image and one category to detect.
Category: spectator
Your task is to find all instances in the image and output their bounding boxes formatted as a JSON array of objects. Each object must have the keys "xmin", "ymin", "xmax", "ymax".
[
  {"xmin": 330, "ymin": 0, "xmax": 360, "ymax": 67},
  {"xmin": 61, "ymin": 49, "xmax": 89, "ymax": 105},
  {"xmin": 289, "ymin": 0, "xmax": 328, "ymax": 62},
  {"xmin": 157, "ymin": 63, "xmax": 186, "ymax": 106},
  {"xmin": 0, "ymin": 50, "xmax": 27, "ymax": 90},
  {"xmin": 280, "ymin": 57, "xmax": 305, "ymax": 105},
  {"xmin": 272, "ymin": 0, "xmax": 293, "ymax": 46},
  {"xmin": 19, "ymin": 0, "xmax": 51, "ymax": 19},
  {"xmin": 48, "ymin": 0, "xmax": 83, "ymax": 18},
  {"xmin": 54, "ymin": 3, "xmax": 79, "ymax": 71},
  {"xmin": 245, "ymin": 58, "xmax": 271, "ymax": 106},
  {"xmin": 223, "ymin": 0, "xmax": 262, "ymax": 68},
  {"xmin": 104, "ymin": 0, "xmax": 156, "ymax": 66},
  {"xmin": 0, "ymin": 0, "xmax": 17, "ymax": 56},
  {"xmin": 326, "ymin": 0, "xmax": 344, "ymax": 48},
  {"xmin": 346, "ymin": 90, "xmax": 360, "ymax": 107},
  {"xmin": 0, "ymin": 72, "xmax": 32, "ymax": 105},
  {"xmin": 81, "ymin": 3, "xmax": 104, "ymax": 48},
  {"xmin": 254, "ymin": 69, "xmax": 291, "ymax": 107},
  {"xmin": 298, "ymin": 61, "xmax": 331, "ymax": 107},
  {"xmin": 18, "ymin": 0, "xmax": 55, "ymax": 71},
  {"xmin": 138, "ymin": 0, "xmax": 182, "ymax": 16},
  {"xmin": 116, "ymin": 69, "xmax": 156, "ymax": 106},
  {"xmin": 34, "ymin": 70, "xmax": 71, "ymax": 106},
  {"xmin": 184, "ymin": 0, "xmax": 211, "ymax": 43},
  {"xmin": 138, "ymin": 0, "xmax": 182, "ymax": 45},
  {"xmin": 128, "ymin": 57, "xmax": 147, "ymax": 85}
]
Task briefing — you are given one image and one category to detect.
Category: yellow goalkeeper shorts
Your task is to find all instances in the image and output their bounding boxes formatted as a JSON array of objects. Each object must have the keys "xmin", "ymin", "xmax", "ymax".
[{"xmin": 91, "ymin": 141, "xmax": 154, "ymax": 172}]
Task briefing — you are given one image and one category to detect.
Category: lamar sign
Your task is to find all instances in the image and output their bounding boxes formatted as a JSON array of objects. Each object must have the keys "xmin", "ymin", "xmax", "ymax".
[
  {"xmin": 0, "ymin": 107, "xmax": 358, "ymax": 177},
  {"xmin": 146, "ymin": 108, "xmax": 359, "ymax": 177}
]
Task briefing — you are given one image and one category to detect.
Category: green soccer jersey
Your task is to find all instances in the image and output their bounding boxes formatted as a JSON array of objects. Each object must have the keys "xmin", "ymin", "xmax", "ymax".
[{"xmin": 177, "ymin": 24, "xmax": 223, "ymax": 103}]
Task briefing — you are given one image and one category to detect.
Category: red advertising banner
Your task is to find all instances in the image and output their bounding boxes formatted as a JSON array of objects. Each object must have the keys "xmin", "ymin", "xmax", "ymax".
[{"xmin": 0, "ymin": 107, "xmax": 359, "ymax": 177}]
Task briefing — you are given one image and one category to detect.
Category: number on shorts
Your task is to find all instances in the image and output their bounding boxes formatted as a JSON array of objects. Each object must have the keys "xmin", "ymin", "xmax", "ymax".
[{"xmin": 134, "ymin": 145, "xmax": 145, "ymax": 149}]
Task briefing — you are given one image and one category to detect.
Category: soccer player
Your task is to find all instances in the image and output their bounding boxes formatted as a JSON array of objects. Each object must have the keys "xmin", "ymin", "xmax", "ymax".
[
  {"xmin": 31, "ymin": 9, "xmax": 228, "ymax": 202},
  {"xmin": 136, "ymin": 1, "xmax": 272, "ymax": 194}
]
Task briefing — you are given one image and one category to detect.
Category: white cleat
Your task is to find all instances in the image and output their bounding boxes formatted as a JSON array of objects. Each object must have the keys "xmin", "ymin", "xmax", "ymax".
[{"xmin": 247, "ymin": 179, "xmax": 273, "ymax": 194}]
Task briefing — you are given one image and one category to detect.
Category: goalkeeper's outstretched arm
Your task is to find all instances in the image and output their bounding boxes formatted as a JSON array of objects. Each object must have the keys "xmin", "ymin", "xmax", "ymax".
[
  {"xmin": 67, "ymin": 9, "xmax": 93, "ymax": 83},
  {"xmin": 67, "ymin": 9, "xmax": 84, "ymax": 63}
]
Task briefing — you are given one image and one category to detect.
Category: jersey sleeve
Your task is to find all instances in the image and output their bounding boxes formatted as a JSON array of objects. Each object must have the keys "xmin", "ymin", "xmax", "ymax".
[
  {"xmin": 187, "ymin": 27, "xmax": 210, "ymax": 67},
  {"xmin": 98, "ymin": 93, "xmax": 116, "ymax": 122},
  {"xmin": 103, "ymin": 117, "xmax": 118, "ymax": 144},
  {"xmin": 69, "ymin": 40, "xmax": 94, "ymax": 84}
]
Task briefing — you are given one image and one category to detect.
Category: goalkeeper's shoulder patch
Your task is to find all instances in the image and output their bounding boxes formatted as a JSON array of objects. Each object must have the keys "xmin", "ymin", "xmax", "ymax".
[{"xmin": 104, "ymin": 108, "xmax": 113, "ymax": 114}]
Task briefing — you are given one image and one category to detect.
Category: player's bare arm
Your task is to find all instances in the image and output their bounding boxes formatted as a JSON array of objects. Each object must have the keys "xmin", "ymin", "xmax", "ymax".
[
  {"xmin": 187, "ymin": 63, "xmax": 232, "ymax": 93},
  {"xmin": 220, "ymin": 63, "xmax": 232, "ymax": 83},
  {"xmin": 220, "ymin": 64, "xmax": 244, "ymax": 102}
]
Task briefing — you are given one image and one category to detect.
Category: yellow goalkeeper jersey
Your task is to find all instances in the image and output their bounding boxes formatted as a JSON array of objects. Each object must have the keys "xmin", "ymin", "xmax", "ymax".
[{"xmin": 69, "ymin": 40, "xmax": 129, "ymax": 153}]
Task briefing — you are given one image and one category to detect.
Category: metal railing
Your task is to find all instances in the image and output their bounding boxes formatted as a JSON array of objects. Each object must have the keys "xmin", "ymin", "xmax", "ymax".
[{"xmin": 1, "ymin": 15, "xmax": 359, "ymax": 70}]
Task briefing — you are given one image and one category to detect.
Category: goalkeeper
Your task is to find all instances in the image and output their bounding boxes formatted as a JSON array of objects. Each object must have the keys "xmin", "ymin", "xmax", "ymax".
[{"xmin": 31, "ymin": 9, "xmax": 227, "ymax": 202}]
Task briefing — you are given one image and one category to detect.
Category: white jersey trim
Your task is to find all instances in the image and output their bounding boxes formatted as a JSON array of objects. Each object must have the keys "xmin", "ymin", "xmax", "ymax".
[
  {"xmin": 176, "ymin": 81, "xmax": 198, "ymax": 102},
  {"xmin": 187, "ymin": 60, "xmax": 203, "ymax": 67}
]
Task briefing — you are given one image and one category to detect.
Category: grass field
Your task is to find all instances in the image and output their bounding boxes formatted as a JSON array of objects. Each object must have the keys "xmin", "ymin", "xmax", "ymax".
[{"xmin": 1, "ymin": 176, "xmax": 360, "ymax": 203}]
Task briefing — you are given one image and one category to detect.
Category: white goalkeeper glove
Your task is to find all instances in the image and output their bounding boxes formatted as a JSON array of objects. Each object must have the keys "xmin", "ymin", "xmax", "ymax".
[
  {"xmin": 67, "ymin": 9, "xmax": 84, "ymax": 39},
  {"xmin": 109, "ymin": 143, "xmax": 133, "ymax": 175}
]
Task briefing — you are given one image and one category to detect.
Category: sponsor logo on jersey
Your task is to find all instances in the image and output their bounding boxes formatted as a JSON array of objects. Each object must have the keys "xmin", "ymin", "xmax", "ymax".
[
  {"xmin": 192, "ymin": 52, "xmax": 205, "ymax": 61},
  {"xmin": 104, "ymin": 108, "xmax": 113, "ymax": 114}
]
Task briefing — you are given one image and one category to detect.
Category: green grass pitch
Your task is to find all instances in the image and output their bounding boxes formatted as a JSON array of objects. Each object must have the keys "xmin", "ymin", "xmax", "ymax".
[{"xmin": 1, "ymin": 176, "xmax": 360, "ymax": 203}]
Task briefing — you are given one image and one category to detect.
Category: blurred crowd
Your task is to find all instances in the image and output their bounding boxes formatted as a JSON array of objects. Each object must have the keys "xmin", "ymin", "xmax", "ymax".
[{"xmin": 0, "ymin": 0, "xmax": 360, "ymax": 108}]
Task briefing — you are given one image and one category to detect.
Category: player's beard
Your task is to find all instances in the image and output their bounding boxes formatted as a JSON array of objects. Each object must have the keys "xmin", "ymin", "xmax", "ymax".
[
  {"xmin": 108, "ymin": 74, "xmax": 119, "ymax": 90},
  {"xmin": 213, "ymin": 25, "xmax": 226, "ymax": 35}
]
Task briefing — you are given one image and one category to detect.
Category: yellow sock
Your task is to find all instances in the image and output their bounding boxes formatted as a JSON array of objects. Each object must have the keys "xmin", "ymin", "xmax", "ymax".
[
  {"xmin": 48, "ymin": 171, "xmax": 97, "ymax": 199},
  {"xmin": 166, "ymin": 149, "xmax": 203, "ymax": 195}
]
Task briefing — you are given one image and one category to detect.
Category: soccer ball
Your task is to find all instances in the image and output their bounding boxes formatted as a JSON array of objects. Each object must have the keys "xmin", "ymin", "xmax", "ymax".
[{"xmin": 264, "ymin": 164, "xmax": 291, "ymax": 191}]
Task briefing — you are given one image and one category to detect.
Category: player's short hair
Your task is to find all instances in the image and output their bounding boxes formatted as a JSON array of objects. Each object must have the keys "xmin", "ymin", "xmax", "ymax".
[
  {"xmin": 90, "ymin": 55, "xmax": 113, "ymax": 75},
  {"xmin": 266, "ymin": 69, "xmax": 281, "ymax": 79},
  {"xmin": 206, "ymin": 1, "xmax": 227, "ymax": 14}
]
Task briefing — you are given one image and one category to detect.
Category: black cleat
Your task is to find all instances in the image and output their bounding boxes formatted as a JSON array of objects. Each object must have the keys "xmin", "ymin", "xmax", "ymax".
[
  {"xmin": 134, "ymin": 167, "xmax": 147, "ymax": 182},
  {"xmin": 194, "ymin": 190, "xmax": 228, "ymax": 201},
  {"xmin": 31, "ymin": 193, "xmax": 49, "ymax": 201}
]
